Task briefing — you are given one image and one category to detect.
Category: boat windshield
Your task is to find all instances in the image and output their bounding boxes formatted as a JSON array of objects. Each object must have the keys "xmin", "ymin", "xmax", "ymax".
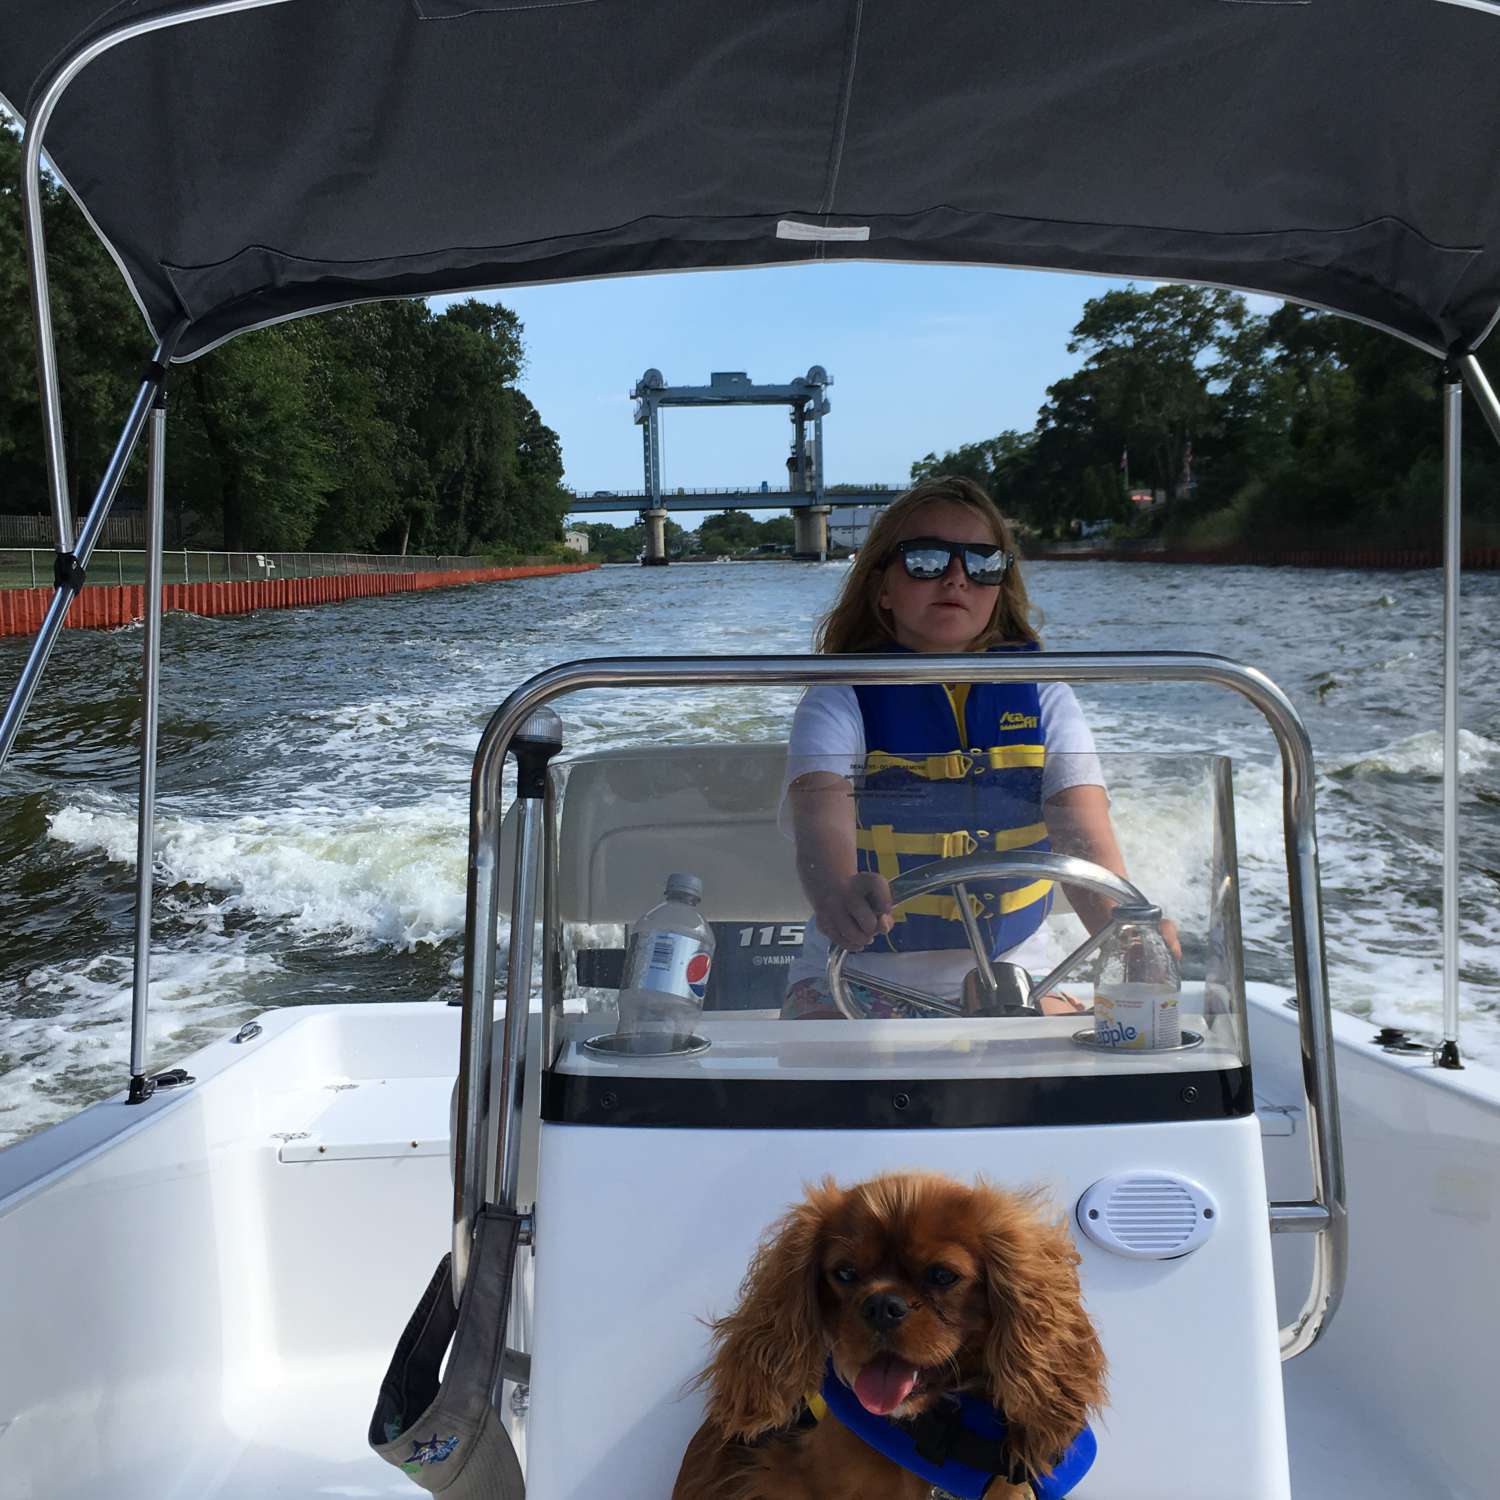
[{"xmin": 539, "ymin": 744, "xmax": 1249, "ymax": 1090}]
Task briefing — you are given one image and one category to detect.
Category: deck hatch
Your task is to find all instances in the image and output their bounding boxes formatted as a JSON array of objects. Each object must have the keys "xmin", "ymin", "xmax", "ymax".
[{"xmin": 277, "ymin": 1076, "xmax": 453, "ymax": 1163}]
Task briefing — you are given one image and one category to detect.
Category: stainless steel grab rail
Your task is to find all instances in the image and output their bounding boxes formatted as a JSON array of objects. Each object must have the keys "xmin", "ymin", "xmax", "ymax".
[{"xmin": 454, "ymin": 650, "xmax": 1346, "ymax": 1359}]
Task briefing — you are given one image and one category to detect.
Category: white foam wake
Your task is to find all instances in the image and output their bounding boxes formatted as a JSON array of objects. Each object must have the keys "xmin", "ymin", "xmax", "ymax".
[
  {"xmin": 1326, "ymin": 727, "xmax": 1498, "ymax": 778},
  {"xmin": 47, "ymin": 794, "xmax": 468, "ymax": 951},
  {"xmin": 0, "ymin": 936, "xmax": 278, "ymax": 1148}
]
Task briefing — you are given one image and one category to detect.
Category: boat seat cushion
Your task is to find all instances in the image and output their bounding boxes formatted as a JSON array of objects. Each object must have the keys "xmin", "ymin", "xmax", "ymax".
[{"xmin": 500, "ymin": 744, "xmax": 802, "ymax": 924}]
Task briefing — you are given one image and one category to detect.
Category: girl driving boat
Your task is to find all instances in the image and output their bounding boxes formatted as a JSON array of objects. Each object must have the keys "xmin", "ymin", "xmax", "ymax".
[{"xmin": 780, "ymin": 476, "xmax": 1169, "ymax": 1020}]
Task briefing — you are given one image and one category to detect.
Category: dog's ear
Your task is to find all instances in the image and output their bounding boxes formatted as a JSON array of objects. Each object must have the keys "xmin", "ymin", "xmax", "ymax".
[
  {"xmin": 696, "ymin": 1177, "xmax": 841, "ymax": 1441},
  {"xmin": 976, "ymin": 1185, "xmax": 1108, "ymax": 1479}
]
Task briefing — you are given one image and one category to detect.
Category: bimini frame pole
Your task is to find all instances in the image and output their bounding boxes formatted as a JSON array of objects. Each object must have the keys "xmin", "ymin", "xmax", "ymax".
[
  {"xmin": 1436, "ymin": 368, "xmax": 1466, "ymax": 1069},
  {"xmin": 0, "ymin": 344, "xmax": 176, "ymax": 773},
  {"xmin": 1448, "ymin": 351, "xmax": 1500, "ymax": 1063},
  {"xmin": 1461, "ymin": 354, "xmax": 1500, "ymax": 446},
  {"xmin": 127, "ymin": 391, "xmax": 169, "ymax": 1104}
]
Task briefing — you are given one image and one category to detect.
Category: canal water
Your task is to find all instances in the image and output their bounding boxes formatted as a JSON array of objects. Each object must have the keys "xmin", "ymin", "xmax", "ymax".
[{"xmin": 2, "ymin": 559, "xmax": 1498, "ymax": 1144}]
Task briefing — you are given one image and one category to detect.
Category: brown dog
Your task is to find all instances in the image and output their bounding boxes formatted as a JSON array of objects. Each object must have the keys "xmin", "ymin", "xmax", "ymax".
[{"xmin": 672, "ymin": 1171, "xmax": 1106, "ymax": 1499}]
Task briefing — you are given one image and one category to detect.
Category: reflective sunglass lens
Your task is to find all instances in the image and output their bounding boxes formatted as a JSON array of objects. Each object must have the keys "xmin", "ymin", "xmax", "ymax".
[
  {"xmin": 901, "ymin": 547, "xmax": 951, "ymax": 579},
  {"xmin": 963, "ymin": 548, "xmax": 1008, "ymax": 584}
]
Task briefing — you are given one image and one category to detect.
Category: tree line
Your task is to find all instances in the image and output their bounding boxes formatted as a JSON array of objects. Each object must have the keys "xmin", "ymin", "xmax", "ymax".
[
  {"xmin": 575, "ymin": 510, "xmax": 800, "ymax": 562},
  {"xmin": 1, "ymin": 117, "xmax": 569, "ymax": 557},
  {"xmin": 913, "ymin": 284, "xmax": 1500, "ymax": 549}
]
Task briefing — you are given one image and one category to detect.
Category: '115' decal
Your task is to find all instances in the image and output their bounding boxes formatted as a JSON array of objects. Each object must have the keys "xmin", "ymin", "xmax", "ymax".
[{"xmin": 736, "ymin": 924, "xmax": 805, "ymax": 947}]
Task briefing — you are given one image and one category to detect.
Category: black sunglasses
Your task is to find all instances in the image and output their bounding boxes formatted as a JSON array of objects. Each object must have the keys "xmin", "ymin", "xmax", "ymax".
[{"xmin": 885, "ymin": 536, "xmax": 1014, "ymax": 587}]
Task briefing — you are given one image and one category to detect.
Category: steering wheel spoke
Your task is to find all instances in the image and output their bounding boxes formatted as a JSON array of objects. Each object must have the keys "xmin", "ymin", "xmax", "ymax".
[
  {"xmin": 834, "ymin": 968, "xmax": 967, "ymax": 1018},
  {"xmin": 825, "ymin": 850, "xmax": 1153, "ymax": 1021}
]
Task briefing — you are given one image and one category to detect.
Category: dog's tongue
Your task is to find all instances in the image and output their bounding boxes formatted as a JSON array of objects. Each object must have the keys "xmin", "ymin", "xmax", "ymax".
[{"xmin": 853, "ymin": 1352, "xmax": 920, "ymax": 1415}]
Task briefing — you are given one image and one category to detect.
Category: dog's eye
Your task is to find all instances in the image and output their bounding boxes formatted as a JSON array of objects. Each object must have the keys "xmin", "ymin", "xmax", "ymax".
[
  {"xmin": 924, "ymin": 1265, "xmax": 960, "ymax": 1288},
  {"xmin": 829, "ymin": 1264, "xmax": 859, "ymax": 1285}
]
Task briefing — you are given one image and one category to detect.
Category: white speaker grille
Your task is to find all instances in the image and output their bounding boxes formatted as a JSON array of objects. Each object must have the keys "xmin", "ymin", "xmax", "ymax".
[{"xmin": 1077, "ymin": 1173, "xmax": 1217, "ymax": 1260}]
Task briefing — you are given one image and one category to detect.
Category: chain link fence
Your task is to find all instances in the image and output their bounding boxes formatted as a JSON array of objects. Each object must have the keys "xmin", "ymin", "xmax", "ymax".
[{"xmin": 0, "ymin": 549, "xmax": 503, "ymax": 589}]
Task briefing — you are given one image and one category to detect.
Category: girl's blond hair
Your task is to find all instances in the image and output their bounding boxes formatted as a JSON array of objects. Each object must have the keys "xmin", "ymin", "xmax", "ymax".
[{"xmin": 815, "ymin": 476, "xmax": 1039, "ymax": 654}]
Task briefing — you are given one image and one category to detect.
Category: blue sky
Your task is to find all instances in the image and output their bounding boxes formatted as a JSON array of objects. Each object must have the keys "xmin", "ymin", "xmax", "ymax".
[{"xmin": 437, "ymin": 264, "xmax": 1185, "ymax": 530}]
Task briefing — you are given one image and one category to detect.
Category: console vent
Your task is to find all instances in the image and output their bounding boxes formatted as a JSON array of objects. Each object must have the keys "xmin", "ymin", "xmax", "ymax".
[{"xmin": 1076, "ymin": 1173, "xmax": 1217, "ymax": 1260}]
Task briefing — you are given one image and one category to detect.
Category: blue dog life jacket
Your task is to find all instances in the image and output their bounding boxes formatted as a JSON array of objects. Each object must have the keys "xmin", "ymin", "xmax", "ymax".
[
  {"xmin": 817, "ymin": 1362, "xmax": 1096, "ymax": 1499},
  {"xmin": 853, "ymin": 644, "xmax": 1052, "ymax": 958}
]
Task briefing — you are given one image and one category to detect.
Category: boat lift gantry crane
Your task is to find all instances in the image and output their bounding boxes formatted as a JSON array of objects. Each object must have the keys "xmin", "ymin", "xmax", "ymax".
[{"xmin": 630, "ymin": 366, "xmax": 833, "ymax": 563}]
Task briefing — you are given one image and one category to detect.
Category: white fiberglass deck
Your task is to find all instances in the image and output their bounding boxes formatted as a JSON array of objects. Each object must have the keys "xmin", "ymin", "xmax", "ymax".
[{"xmin": 0, "ymin": 990, "xmax": 1493, "ymax": 1498}]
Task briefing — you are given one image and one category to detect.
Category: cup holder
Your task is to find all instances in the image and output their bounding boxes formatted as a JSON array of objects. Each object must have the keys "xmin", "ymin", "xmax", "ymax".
[{"xmin": 581, "ymin": 1031, "xmax": 711, "ymax": 1059}]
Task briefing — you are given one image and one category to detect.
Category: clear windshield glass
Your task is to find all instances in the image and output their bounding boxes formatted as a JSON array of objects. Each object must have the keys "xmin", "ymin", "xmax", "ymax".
[{"xmin": 543, "ymin": 746, "xmax": 1248, "ymax": 1082}]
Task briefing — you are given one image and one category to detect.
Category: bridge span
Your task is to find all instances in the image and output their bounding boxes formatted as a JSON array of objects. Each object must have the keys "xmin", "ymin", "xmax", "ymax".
[
  {"xmin": 604, "ymin": 365, "xmax": 913, "ymax": 561},
  {"xmin": 563, "ymin": 484, "xmax": 905, "ymax": 516}
]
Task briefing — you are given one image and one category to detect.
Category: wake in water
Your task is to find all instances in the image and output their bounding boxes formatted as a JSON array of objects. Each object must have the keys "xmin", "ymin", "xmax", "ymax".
[
  {"xmin": 3, "ymin": 563, "xmax": 1498, "ymax": 1144},
  {"xmin": 49, "ymin": 794, "xmax": 470, "ymax": 950}
]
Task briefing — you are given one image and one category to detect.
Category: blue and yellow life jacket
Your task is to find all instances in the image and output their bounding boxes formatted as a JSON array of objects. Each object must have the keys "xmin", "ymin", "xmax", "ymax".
[{"xmin": 853, "ymin": 645, "xmax": 1051, "ymax": 958}]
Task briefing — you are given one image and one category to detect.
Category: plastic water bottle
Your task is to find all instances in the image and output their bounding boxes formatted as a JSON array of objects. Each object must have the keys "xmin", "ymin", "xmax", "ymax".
[
  {"xmin": 617, "ymin": 873, "xmax": 715, "ymax": 1051},
  {"xmin": 1093, "ymin": 910, "xmax": 1181, "ymax": 1050}
]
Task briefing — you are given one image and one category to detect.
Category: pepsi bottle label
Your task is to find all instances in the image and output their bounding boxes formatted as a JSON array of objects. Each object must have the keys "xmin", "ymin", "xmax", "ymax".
[{"xmin": 624, "ymin": 929, "xmax": 713, "ymax": 1001}]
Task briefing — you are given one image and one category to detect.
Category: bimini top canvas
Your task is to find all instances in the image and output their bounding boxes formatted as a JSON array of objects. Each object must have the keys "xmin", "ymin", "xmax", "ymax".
[{"xmin": 3, "ymin": 0, "xmax": 1500, "ymax": 360}]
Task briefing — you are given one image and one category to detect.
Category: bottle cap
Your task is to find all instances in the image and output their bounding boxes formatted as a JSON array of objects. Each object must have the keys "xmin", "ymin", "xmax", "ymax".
[{"xmin": 665, "ymin": 872, "xmax": 703, "ymax": 902}]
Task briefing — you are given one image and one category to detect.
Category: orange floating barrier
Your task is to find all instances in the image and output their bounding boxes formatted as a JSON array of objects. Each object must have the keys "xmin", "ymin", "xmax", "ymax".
[{"xmin": 0, "ymin": 563, "xmax": 598, "ymax": 637}]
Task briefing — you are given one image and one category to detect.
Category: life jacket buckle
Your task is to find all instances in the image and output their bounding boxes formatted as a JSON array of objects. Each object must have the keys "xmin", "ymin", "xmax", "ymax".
[
  {"xmin": 939, "ymin": 830, "xmax": 979, "ymax": 858},
  {"xmin": 925, "ymin": 750, "xmax": 972, "ymax": 779}
]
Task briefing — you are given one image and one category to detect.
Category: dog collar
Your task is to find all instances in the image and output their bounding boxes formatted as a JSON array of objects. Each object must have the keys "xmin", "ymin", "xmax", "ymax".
[{"xmin": 817, "ymin": 1361, "xmax": 1096, "ymax": 1499}]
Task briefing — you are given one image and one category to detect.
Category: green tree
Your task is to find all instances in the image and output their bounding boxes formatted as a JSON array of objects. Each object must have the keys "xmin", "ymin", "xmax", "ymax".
[
  {"xmin": 912, "ymin": 282, "xmax": 1500, "ymax": 550},
  {"xmin": 1052, "ymin": 285, "xmax": 1242, "ymax": 505},
  {"xmin": 172, "ymin": 323, "xmax": 334, "ymax": 550},
  {"xmin": 910, "ymin": 437, "xmax": 1007, "ymax": 490},
  {"xmin": 575, "ymin": 520, "xmax": 643, "ymax": 562},
  {"xmin": 699, "ymin": 509, "xmax": 761, "ymax": 555},
  {"xmin": 308, "ymin": 303, "xmax": 432, "ymax": 553},
  {"xmin": 490, "ymin": 390, "xmax": 568, "ymax": 553}
]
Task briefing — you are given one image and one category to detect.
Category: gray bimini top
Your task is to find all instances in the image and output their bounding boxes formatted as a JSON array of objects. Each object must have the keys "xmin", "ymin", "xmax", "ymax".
[{"xmin": 4, "ymin": 0, "xmax": 1500, "ymax": 360}]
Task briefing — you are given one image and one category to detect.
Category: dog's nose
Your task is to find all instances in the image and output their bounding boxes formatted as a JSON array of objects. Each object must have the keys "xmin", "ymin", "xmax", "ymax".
[{"xmin": 861, "ymin": 1293, "xmax": 909, "ymax": 1331}]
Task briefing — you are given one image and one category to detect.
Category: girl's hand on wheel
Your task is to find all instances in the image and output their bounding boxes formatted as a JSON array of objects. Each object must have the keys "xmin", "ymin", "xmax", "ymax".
[{"xmin": 818, "ymin": 873, "xmax": 894, "ymax": 951}]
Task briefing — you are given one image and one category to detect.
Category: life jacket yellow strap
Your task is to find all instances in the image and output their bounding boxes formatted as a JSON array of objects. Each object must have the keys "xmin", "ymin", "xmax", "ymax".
[
  {"xmin": 857, "ymin": 823, "xmax": 1053, "ymax": 926},
  {"xmin": 865, "ymin": 749, "xmax": 974, "ymax": 779},
  {"xmin": 860, "ymin": 822, "xmax": 904, "ymax": 884},
  {"xmin": 854, "ymin": 822, "xmax": 1048, "ymax": 859},
  {"xmin": 806, "ymin": 1390, "xmax": 829, "ymax": 1424},
  {"xmin": 980, "ymin": 744, "xmax": 1046, "ymax": 771},
  {"xmin": 865, "ymin": 744, "xmax": 1044, "ymax": 780},
  {"xmin": 901, "ymin": 877, "xmax": 1054, "ymax": 922}
]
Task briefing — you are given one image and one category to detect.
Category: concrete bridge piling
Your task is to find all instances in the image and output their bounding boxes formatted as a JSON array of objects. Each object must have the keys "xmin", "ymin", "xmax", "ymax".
[
  {"xmin": 793, "ymin": 504, "xmax": 832, "ymax": 561},
  {"xmin": 642, "ymin": 508, "xmax": 671, "ymax": 566}
]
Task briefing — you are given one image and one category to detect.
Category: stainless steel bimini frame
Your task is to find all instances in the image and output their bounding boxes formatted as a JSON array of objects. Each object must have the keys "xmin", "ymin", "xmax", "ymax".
[
  {"xmin": 455, "ymin": 650, "xmax": 1348, "ymax": 1360},
  {"xmin": 0, "ymin": 0, "xmax": 1494, "ymax": 1106}
]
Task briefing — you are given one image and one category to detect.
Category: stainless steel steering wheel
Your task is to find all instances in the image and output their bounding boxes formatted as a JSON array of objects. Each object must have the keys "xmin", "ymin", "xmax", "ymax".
[{"xmin": 825, "ymin": 850, "xmax": 1160, "ymax": 1020}]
